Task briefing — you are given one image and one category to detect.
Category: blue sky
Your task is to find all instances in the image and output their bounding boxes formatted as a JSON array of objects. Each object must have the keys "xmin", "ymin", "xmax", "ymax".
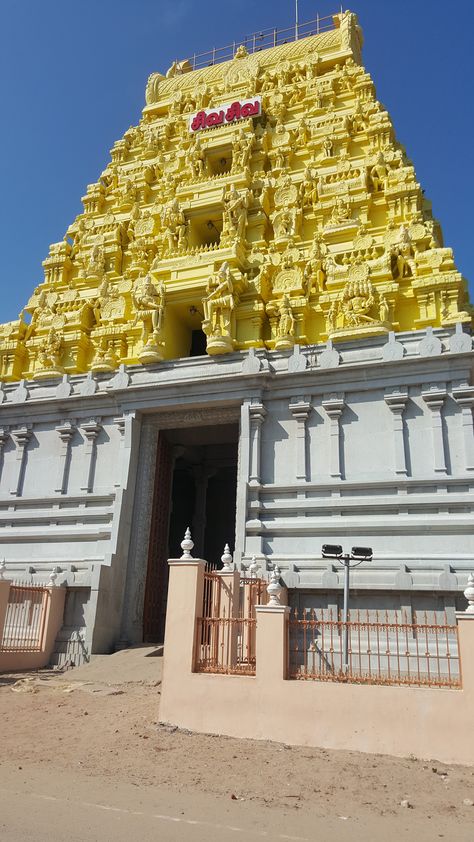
[{"xmin": 0, "ymin": 0, "xmax": 473, "ymax": 321}]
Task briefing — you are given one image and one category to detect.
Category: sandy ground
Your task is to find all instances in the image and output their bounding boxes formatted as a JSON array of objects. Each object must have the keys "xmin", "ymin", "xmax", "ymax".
[{"xmin": 1, "ymin": 650, "xmax": 473, "ymax": 840}]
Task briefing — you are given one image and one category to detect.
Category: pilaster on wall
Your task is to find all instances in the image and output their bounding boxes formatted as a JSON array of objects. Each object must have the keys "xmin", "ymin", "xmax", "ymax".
[
  {"xmin": 453, "ymin": 384, "xmax": 474, "ymax": 472},
  {"xmin": 10, "ymin": 425, "xmax": 32, "ymax": 496},
  {"xmin": 0, "ymin": 427, "xmax": 10, "ymax": 485},
  {"xmin": 113, "ymin": 412, "xmax": 136, "ymax": 489},
  {"xmin": 55, "ymin": 420, "xmax": 76, "ymax": 494},
  {"xmin": 289, "ymin": 397, "xmax": 312, "ymax": 482},
  {"xmin": 248, "ymin": 400, "xmax": 266, "ymax": 486},
  {"xmin": 234, "ymin": 401, "xmax": 250, "ymax": 565},
  {"xmin": 421, "ymin": 385, "xmax": 447, "ymax": 474},
  {"xmin": 119, "ymin": 420, "xmax": 159, "ymax": 646},
  {"xmin": 322, "ymin": 393, "xmax": 345, "ymax": 479},
  {"xmin": 80, "ymin": 418, "xmax": 102, "ymax": 493},
  {"xmin": 384, "ymin": 388, "xmax": 409, "ymax": 476}
]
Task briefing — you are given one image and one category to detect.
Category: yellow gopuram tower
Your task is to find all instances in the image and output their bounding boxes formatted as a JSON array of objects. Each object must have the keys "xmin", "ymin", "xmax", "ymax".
[{"xmin": 2, "ymin": 10, "xmax": 471, "ymax": 381}]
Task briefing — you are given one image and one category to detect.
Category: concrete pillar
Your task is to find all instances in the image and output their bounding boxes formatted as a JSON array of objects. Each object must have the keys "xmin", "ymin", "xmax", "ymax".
[
  {"xmin": 248, "ymin": 401, "xmax": 266, "ymax": 486},
  {"xmin": 0, "ymin": 427, "xmax": 10, "ymax": 486},
  {"xmin": 162, "ymin": 560, "xmax": 205, "ymax": 679},
  {"xmin": 384, "ymin": 389, "xmax": 408, "ymax": 475},
  {"xmin": 55, "ymin": 420, "xmax": 76, "ymax": 494},
  {"xmin": 80, "ymin": 418, "xmax": 102, "ymax": 492},
  {"xmin": 255, "ymin": 604, "xmax": 291, "ymax": 683},
  {"xmin": 452, "ymin": 386, "xmax": 474, "ymax": 472},
  {"xmin": 43, "ymin": 586, "xmax": 66, "ymax": 655},
  {"xmin": 421, "ymin": 386, "xmax": 447, "ymax": 474},
  {"xmin": 234, "ymin": 401, "xmax": 250, "ymax": 565},
  {"xmin": 10, "ymin": 425, "xmax": 32, "ymax": 496},
  {"xmin": 0, "ymin": 579, "xmax": 10, "ymax": 643},
  {"xmin": 322, "ymin": 394, "xmax": 345, "ymax": 479},
  {"xmin": 456, "ymin": 613, "xmax": 474, "ymax": 693},
  {"xmin": 289, "ymin": 396, "xmax": 311, "ymax": 481}
]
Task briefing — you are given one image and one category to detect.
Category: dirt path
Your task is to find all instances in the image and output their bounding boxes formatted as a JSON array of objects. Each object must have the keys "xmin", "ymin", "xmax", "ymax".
[{"xmin": 0, "ymin": 660, "xmax": 473, "ymax": 840}]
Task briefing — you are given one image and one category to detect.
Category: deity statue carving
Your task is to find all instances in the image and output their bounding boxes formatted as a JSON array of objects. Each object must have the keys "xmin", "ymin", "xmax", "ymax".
[
  {"xmin": 391, "ymin": 226, "xmax": 416, "ymax": 278},
  {"xmin": 304, "ymin": 236, "xmax": 328, "ymax": 293},
  {"xmin": 272, "ymin": 207, "xmax": 300, "ymax": 240},
  {"xmin": 326, "ymin": 276, "xmax": 390, "ymax": 340},
  {"xmin": 90, "ymin": 279, "xmax": 124, "ymax": 324},
  {"xmin": 232, "ymin": 129, "xmax": 254, "ymax": 172},
  {"xmin": 379, "ymin": 294, "xmax": 390, "ymax": 323},
  {"xmin": 299, "ymin": 167, "xmax": 318, "ymax": 210},
  {"xmin": 188, "ymin": 135, "xmax": 206, "ymax": 179},
  {"xmin": 221, "ymin": 187, "xmax": 248, "ymax": 246},
  {"xmin": 86, "ymin": 244, "xmax": 106, "ymax": 280},
  {"xmin": 91, "ymin": 337, "xmax": 118, "ymax": 373},
  {"xmin": 160, "ymin": 199, "xmax": 187, "ymax": 257},
  {"xmin": 202, "ymin": 262, "xmax": 235, "ymax": 354},
  {"xmin": 267, "ymin": 295, "xmax": 296, "ymax": 351},
  {"xmin": 322, "ymin": 135, "xmax": 334, "ymax": 158},
  {"xmin": 341, "ymin": 279, "xmax": 375, "ymax": 326},
  {"xmin": 329, "ymin": 196, "xmax": 352, "ymax": 226},
  {"xmin": 370, "ymin": 152, "xmax": 388, "ymax": 192},
  {"xmin": 295, "ymin": 118, "xmax": 310, "ymax": 147},
  {"xmin": 35, "ymin": 329, "xmax": 64, "ymax": 377},
  {"xmin": 117, "ymin": 178, "xmax": 137, "ymax": 209},
  {"xmin": 132, "ymin": 275, "xmax": 166, "ymax": 363}
]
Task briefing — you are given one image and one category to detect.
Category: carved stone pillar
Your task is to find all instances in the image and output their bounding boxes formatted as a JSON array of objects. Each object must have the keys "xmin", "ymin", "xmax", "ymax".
[
  {"xmin": 10, "ymin": 425, "xmax": 32, "ymax": 496},
  {"xmin": 80, "ymin": 418, "xmax": 102, "ymax": 492},
  {"xmin": 322, "ymin": 394, "xmax": 345, "ymax": 479},
  {"xmin": 384, "ymin": 388, "xmax": 409, "ymax": 476},
  {"xmin": 248, "ymin": 401, "xmax": 266, "ymax": 486},
  {"xmin": 289, "ymin": 396, "xmax": 311, "ymax": 481},
  {"xmin": 0, "ymin": 427, "xmax": 10, "ymax": 486},
  {"xmin": 421, "ymin": 385, "xmax": 447, "ymax": 474},
  {"xmin": 113, "ymin": 415, "xmax": 126, "ymax": 489},
  {"xmin": 452, "ymin": 384, "xmax": 474, "ymax": 472},
  {"xmin": 55, "ymin": 420, "xmax": 76, "ymax": 494}
]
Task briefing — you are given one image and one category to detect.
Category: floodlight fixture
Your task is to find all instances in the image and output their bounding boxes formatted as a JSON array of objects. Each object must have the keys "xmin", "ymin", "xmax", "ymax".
[
  {"xmin": 351, "ymin": 546, "xmax": 373, "ymax": 561},
  {"xmin": 322, "ymin": 544, "xmax": 343, "ymax": 559}
]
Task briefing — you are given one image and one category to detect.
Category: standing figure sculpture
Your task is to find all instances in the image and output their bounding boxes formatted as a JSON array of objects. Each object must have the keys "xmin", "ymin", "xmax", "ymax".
[
  {"xmin": 221, "ymin": 187, "xmax": 248, "ymax": 246},
  {"xmin": 202, "ymin": 262, "xmax": 235, "ymax": 354},
  {"xmin": 132, "ymin": 275, "xmax": 166, "ymax": 363}
]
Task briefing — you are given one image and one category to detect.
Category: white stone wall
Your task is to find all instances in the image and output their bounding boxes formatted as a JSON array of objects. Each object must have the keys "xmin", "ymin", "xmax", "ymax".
[{"xmin": 0, "ymin": 325, "xmax": 471, "ymax": 651}]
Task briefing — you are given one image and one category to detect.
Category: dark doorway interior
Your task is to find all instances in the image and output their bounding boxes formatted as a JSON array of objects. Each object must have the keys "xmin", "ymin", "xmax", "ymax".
[{"xmin": 143, "ymin": 422, "xmax": 238, "ymax": 642}]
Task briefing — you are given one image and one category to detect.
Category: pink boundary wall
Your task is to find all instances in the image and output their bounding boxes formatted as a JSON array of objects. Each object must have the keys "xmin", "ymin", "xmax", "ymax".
[
  {"xmin": 0, "ymin": 580, "xmax": 66, "ymax": 672},
  {"xmin": 160, "ymin": 560, "xmax": 474, "ymax": 766}
]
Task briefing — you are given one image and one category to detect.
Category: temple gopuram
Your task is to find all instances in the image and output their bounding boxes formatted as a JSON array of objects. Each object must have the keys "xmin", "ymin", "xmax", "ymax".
[{"xmin": 0, "ymin": 11, "xmax": 472, "ymax": 661}]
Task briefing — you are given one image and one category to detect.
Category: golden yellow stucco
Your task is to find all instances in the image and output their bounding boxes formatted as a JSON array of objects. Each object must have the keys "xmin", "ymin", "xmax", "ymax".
[{"xmin": 1, "ymin": 11, "xmax": 471, "ymax": 380}]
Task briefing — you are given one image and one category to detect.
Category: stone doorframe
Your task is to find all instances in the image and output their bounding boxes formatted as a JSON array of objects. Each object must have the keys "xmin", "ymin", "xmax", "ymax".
[{"xmin": 119, "ymin": 404, "xmax": 242, "ymax": 646}]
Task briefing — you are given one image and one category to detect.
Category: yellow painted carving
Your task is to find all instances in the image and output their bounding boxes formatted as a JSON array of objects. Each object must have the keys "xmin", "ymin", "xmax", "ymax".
[{"xmin": 0, "ymin": 10, "xmax": 471, "ymax": 379}]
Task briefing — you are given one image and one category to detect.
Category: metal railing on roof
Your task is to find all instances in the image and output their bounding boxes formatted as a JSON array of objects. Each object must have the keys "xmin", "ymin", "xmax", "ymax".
[{"xmin": 188, "ymin": 14, "xmax": 337, "ymax": 71}]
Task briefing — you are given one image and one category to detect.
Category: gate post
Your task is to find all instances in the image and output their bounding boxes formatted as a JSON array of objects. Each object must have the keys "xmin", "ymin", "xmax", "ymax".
[{"xmin": 0, "ymin": 578, "xmax": 10, "ymax": 644}]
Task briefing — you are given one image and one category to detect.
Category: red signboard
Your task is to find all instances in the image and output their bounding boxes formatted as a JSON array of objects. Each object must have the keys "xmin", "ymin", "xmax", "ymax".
[{"xmin": 189, "ymin": 97, "xmax": 262, "ymax": 132}]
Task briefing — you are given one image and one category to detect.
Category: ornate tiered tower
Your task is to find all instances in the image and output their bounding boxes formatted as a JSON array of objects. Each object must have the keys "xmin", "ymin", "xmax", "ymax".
[{"xmin": 1, "ymin": 11, "xmax": 470, "ymax": 381}]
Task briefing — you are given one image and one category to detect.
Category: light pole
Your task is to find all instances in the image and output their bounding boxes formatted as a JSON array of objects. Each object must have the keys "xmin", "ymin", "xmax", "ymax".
[{"xmin": 322, "ymin": 544, "xmax": 373, "ymax": 673}]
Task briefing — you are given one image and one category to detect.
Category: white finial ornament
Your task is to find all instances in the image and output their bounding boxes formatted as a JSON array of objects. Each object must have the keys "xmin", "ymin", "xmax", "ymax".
[
  {"xmin": 180, "ymin": 527, "xmax": 194, "ymax": 560},
  {"xmin": 49, "ymin": 567, "xmax": 58, "ymax": 587},
  {"xmin": 221, "ymin": 543, "xmax": 233, "ymax": 572},
  {"xmin": 267, "ymin": 565, "xmax": 283, "ymax": 607},
  {"xmin": 464, "ymin": 573, "xmax": 474, "ymax": 614},
  {"xmin": 248, "ymin": 555, "xmax": 260, "ymax": 578},
  {"xmin": 0, "ymin": 558, "xmax": 6, "ymax": 580}
]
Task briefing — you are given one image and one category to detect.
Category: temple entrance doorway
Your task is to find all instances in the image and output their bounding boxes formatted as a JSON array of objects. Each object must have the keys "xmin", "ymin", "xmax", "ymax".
[{"xmin": 142, "ymin": 422, "xmax": 238, "ymax": 642}]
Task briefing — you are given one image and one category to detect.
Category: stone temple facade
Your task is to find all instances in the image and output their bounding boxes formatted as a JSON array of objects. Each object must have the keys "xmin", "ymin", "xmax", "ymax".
[{"xmin": 0, "ymin": 11, "xmax": 472, "ymax": 661}]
